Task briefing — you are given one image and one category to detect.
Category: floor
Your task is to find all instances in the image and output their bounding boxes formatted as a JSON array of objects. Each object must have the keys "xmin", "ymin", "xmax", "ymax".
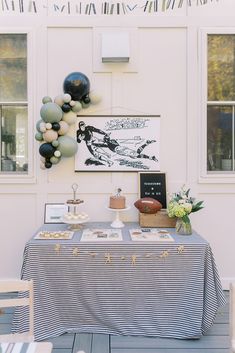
[{"xmin": 0, "ymin": 291, "xmax": 230, "ymax": 353}]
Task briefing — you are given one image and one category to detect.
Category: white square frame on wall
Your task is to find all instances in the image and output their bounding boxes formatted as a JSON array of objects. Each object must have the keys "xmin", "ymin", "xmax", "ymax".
[
  {"xmin": 93, "ymin": 27, "xmax": 139, "ymax": 73},
  {"xmin": 75, "ymin": 115, "xmax": 160, "ymax": 172}
]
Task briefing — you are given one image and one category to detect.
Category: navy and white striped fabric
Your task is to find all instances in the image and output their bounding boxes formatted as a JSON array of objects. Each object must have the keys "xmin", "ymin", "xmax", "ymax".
[{"xmin": 12, "ymin": 223, "xmax": 226, "ymax": 341}]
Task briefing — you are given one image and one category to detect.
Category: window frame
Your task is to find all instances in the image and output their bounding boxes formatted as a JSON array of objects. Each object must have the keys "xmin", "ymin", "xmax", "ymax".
[
  {"xmin": 0, "ymin": 28, "xmax": 35, "ymax": 183},
  {"xmin": 199, "ymin": 28, "xmax": 235, "ymax": 184}
]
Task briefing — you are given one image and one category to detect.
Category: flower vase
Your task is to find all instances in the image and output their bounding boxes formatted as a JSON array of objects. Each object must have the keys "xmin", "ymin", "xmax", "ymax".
[{"xmin": 175, "ymin": 218, "xmax": 192, "ymax": 235}]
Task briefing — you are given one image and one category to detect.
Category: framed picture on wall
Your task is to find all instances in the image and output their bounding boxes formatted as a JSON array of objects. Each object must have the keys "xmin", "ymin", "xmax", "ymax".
[
  {"xmin": 44, "ymin": 203, "xmax": 69, "ymax": 224},
  {"xmin": 75, "ymin": 115, "xmax": 160, "ymax": 172},
  {"xmin": 139, "ymin": 172, "xmax": 167, "ymax": 209}
]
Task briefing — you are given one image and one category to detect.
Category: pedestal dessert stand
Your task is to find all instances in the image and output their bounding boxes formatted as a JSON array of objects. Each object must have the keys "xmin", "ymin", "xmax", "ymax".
[
  {"xmin": 106, "ymin": 206, "xmax": 130, "ymax": 228},
  {"xmin": 63, "ymin": 183, "xmax": 89, "ymax": 230}
]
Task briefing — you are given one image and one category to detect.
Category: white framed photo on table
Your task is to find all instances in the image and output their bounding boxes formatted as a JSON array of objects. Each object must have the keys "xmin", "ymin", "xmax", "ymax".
[
  {"xmin": 44, "ymin": 203, "xmax": 69, "ymax": 224},
  {"xmin": 75, "ymin": 115, "xmax": 160, "ymax": 172}
]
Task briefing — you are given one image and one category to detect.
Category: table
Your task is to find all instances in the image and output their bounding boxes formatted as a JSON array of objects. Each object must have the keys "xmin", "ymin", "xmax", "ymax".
[{"xmin": 13, "ymin": 223, "xmax": 226, "ymax": 341}]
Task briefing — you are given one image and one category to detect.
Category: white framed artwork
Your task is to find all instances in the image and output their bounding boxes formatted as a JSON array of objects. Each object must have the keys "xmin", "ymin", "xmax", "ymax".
[
  {"xmin": 44, "ymin": 203, "xmax": 68, "ymax": 224},
  {"xmin": 75, "ymin": 115, "xmax": 160, "ymax": 172}
]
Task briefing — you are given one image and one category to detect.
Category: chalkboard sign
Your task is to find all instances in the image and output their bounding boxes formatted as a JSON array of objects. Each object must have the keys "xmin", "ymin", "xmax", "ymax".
[{"xmin": 139, "ymin": 172, "xmax": 167, "ymax": 209}]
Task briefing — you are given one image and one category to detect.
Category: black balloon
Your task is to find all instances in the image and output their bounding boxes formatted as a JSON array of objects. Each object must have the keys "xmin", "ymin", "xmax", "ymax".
[
  {"xmin": 45, "ymin": 161, "xmax": 52, "ymax": 169},
  {"xmin": 52, "ymin": 122, "xmax": 60, "ymax": 131},
  {"xmin": 63, "ymin": 72, "xmax": 90, "ymax": 101},
  {"xmin": 62, "ymin": 103, "xmax": 71, "ymax": 113},
  {"xmin": 82, "ymin": 94, "xmax": 91, "ymax": 104},
  {"xmin": 39, "ymin": 143, "xmax": 56, "ymax": 158}
]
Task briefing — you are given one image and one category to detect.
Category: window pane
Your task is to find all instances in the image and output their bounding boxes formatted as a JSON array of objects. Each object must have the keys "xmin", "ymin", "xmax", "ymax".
[
  {"xmin": 208, "ymin": 34, "xmax": 235, "ymax": 101},
  {"xmin": 1, "ymin": 105, "xmax": 28, "ymax": 172},
  {"xmin": 0, "ymin": 34, "xmax": 27, "ymax": 102},
  {"xmin": 207, "ymin": 105, "xmax": 233, "ymax": 171}
]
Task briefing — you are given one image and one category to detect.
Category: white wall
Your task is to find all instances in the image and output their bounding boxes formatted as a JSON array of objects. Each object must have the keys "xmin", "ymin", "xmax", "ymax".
[{"xmin": 0, "ymin": 0, "xmax": 234, "ymax": 288}]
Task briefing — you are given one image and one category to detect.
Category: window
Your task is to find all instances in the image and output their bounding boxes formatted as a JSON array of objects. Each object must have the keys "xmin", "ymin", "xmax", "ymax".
[
  {"xmin": 0, "ymin": 33, "xmax": 28, "ymax": 173},
  {"xmin": 207, "ymin": 34, "xmax": 235, "ymax": 174}
]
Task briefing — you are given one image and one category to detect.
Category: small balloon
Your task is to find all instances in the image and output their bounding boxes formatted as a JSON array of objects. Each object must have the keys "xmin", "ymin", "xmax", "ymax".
[
  {"xmin": 89, "ymin": 91, "xmax": 102, "ymax": 105},
  {"xmin": 43, "ymin": 130, "xmax": 58, "ymax": 143},
  {"xmin": 62, "ymin": 103, "xmax": 71, "ymax": 113},
  {"xmin": 45, "ymin": 161, "xmax": 52, "ymax": 169},
  {"xmin": 50, "ymin": 156, "xmax": 61, "ymax": 164},
  {"xmin": 58, "ymin": 121, "xmax": 69, "ymax": 135},
  {"xmin": 62, "ymin": 111, "xmax": 77, "ymax": 125},
  {"xmin": 40, "ymin": 157, "xmax": 46, "ymax": 163},
  {"xmin": 72, "ymin": 101, "xmax": 82, "ymax": 113},
  {"xmin": 57, "ymin": 135, "xmax": 78, "ymax": 157},
  {"xmin": 54, "ymin": 150, "xmax": 61, "ymax": 158},
  {"xmin": 52, "ymin": 140, "xmax": 59, "ymax": 148},
  {"xmin": 36, "ymin": 119, "xmax": 44, "ymax": 132},
  {"xmin": 54, "ymin": 95, "xmax": 64, "ymax": 107},
  {"xmin": 40, "ymin": 102, "xmax": 63, "ymax": 123},
  {"xmin": 82, "ymin": 95, "xmax": 91, "ymax": 104},
  {"xmin": 69, "ymin": 100, "xmax": 76, "ymax": 107},
  {"xmin": 42, "ymin": 96, "xmax": 52, "ymax": 104},
  {"xmin": 39, "ymin": 122, "xmax": 47, "ymax": 133},
  {"xmin": 63, "ymin": 93, "xmax": 72, "ymax": 103},
  {"xmin": 35, "ymin": 132, "xmax": 43, "ymax": 141},
  {"xmin": 52, "ymin": 122, "xmax": 60, "ymax": 131},
  {"xmin": 81, "ymin": 101, "xmax": 90, "ymax": 109},
  {"xmin": 63, "ymin": 72, "xmax": 90, "ymax": 101},
  {"xmin": 45, "ymin": 122, "xmax": 52, "ymax": 130},
  {"xmin": 39, "ymin": 143, "xmax": 56, "ymax": 158}
]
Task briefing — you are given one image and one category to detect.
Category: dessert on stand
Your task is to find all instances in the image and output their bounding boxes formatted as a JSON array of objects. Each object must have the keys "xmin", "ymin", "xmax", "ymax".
[
  {"xmin": 107, "ymin": 188, "xmax": 130, "ymax": 228},
  {"xmin": 63, "ymin": 183, "xmax": 89, "ymax": 229}
]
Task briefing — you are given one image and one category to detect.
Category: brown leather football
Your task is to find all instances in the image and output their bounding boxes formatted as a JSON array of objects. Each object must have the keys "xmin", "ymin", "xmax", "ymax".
[{"xmin": 134, "ymin": 197, "xmax": 162, "ymax": 214}]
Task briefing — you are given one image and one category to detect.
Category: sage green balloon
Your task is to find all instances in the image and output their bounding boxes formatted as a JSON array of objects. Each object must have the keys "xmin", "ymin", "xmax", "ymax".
[
  {"xmin": 57, "ymin": 136, "xmax": 78, "ymax": 157},
  {"xmin": 35, "ymin": 132, "xmax": 43, "ymax": 141},
  {"xmin": 71, "ymin": 101, "xmax": 82, "ymax": 113},
  {"xmin": 81, "ymin": 101, "xmax": 90, "ymax": 109},
  {"xmin": 50, "ymin": 156, "xmax": 61, "ymax": 164},
  {"xmin": 36, "ymin": 119, "xmax": 44, "ymax": 132},
  {"xmin": 40, "ymin": 102, "xmax": 63, "ymax": 123},
  {"xmin": 42, "ymin": 96, "xmax": 52, "ymax": 104},
  {"xmin": 52, "ymin": 140, "xmax": 59, "ymax": 148}
]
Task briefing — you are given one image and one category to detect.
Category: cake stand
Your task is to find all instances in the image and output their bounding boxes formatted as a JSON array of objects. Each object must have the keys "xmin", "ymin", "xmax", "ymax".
[
  {"xmin": 62, "ymin": 215, "xmax": 89, "ymax": 230},
  {"xmin": 106, "ymin": 206, "xmax": 130, "ymax": 228}
]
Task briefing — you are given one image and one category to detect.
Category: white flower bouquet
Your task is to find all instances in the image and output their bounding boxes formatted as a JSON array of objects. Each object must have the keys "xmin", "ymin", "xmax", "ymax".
[{"xmin": 167, "ymin": 186, "xmax": 204, "ymax": 224}]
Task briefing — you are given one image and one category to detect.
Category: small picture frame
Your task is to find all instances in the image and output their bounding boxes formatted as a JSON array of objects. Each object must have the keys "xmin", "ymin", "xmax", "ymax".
[
  {"xmin": 44, "ymin": 203, "xmax": 69, "ymax": 224},
  {"xmin": 138, "ymin": 172, "xmax": 167, "ymax": 209}
]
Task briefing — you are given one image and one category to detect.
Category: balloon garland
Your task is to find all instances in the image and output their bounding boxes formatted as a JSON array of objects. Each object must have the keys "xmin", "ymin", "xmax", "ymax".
[{"xmin": 35, "ymin": 72, "xmax": 101, "ymax": 169}]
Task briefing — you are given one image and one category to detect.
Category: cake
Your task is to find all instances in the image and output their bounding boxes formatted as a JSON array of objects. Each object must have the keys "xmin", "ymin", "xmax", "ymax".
[{"xmin": 109, "ymin": 195, "xmax": 126, "ymax": 209}]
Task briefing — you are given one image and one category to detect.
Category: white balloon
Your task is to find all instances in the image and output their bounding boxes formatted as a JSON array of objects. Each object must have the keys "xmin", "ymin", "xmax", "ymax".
[
  {"xmin": 45, "ymin": 123, "xmax": 52, "ymax": 130},
  {"xmin": 63, "ymin": 93, "xmax": 72, "ymax": 103},
  {"xmin": 54, "ymin": 150, "xmax": 61, "ymax": 158},
  {"xmin": 69, "ymin": 100, "xmax": 76, "ymax": 107}
]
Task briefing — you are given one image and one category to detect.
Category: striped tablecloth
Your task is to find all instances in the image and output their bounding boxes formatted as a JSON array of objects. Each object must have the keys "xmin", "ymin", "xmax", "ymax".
[{"xmin": 12, "ymin": 223, "xmax": 226, "ymax": 341}]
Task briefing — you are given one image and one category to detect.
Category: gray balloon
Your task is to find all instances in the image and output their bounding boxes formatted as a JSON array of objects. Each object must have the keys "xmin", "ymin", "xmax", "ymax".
[{"xmin": 57, "ymin": 136, "xmax": 78, "ymax": 157}]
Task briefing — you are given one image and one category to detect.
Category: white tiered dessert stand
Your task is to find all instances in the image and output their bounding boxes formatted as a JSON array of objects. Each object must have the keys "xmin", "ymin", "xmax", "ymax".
[{"xmin": 63, "ymin": 183, "xmax": 89, "ymax": 230}]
